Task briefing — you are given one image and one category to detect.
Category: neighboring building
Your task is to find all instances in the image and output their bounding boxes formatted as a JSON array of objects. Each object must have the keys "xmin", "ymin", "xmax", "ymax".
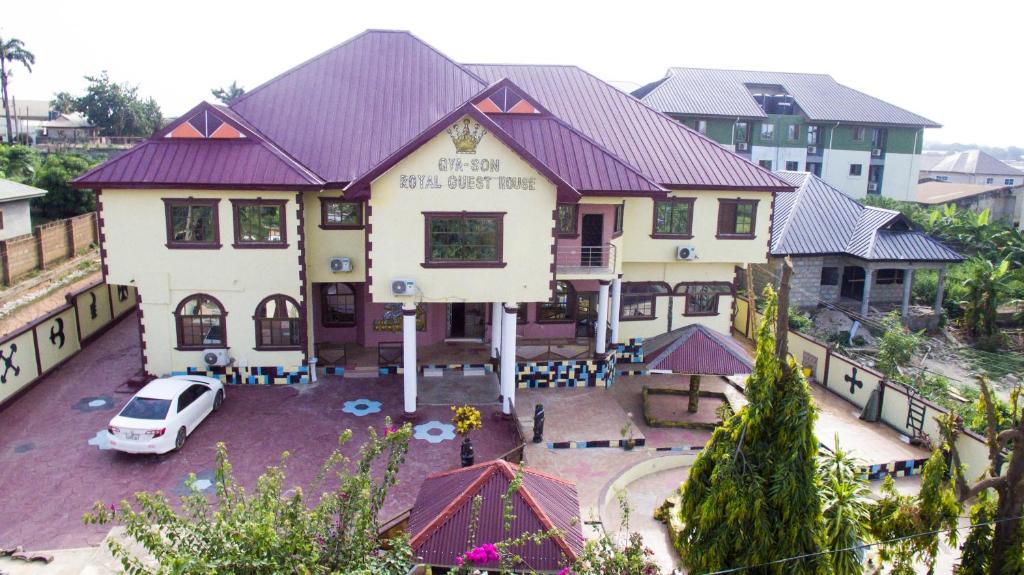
[
  {"xmin": 74, "ymin": 30, "xmax": 791, "ymax": 414},
  {"xmin": 0, "ymin": 99, "xmax": 51, "ymax": 143},
  {"xmin": 916, "ymin": 180, "xmax": 1024, "ymax": 228},
  {"xmin": 0, "ymin": 179, "xmax": 45, "ymax": 240},
  {"xmin": 40, "ymin": 112, "xmax": 96, "ymax": 143},
  {"xmin": 918, "ymin": 149, "xmax": 1024, "ymax": 187},
  {"xmin": 754, "ymin": 172, "xmax": 961, "ymax": 323},
  {"xmin": 634, "ymin": 68, "xmax": 940, "ymax": 202}
]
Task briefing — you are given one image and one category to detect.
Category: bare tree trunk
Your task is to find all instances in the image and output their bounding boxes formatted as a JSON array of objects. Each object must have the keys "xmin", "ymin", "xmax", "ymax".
[
  {"xmin": 688, "ymin": 374, "xmax": 701, "ymax": 413},
  {"xmin": 776, "ymin": 257, "xmax": 793, "ymax": 375},
  {"xmin": 1, "ymin": 58, "xmax": 12, "ymax": 144},
  {"xmin": 745, "ymin": 264, "xmax": 755, "ymax": 336}
]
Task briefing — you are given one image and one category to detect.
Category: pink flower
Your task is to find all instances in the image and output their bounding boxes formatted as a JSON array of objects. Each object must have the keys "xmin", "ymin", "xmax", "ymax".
[
  {"xmin": 558, "ymin": 567, "xmax": 572, "ymax": 575},
  {"xmin": 384, "ymin": 424, "xmax": 398, "ymax": 436}
]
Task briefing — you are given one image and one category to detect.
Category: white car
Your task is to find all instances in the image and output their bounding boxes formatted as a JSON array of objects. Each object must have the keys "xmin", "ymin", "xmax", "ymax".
[{"xmin": 107, "ymin": 375, "xmax": 225, "ymax": 454}]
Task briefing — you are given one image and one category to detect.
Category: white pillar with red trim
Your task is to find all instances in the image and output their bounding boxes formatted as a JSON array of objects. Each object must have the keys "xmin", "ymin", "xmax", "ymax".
[
  {"xmin": 402, "ymin": 303, "xmax": 417, "ymax": 414},
  {"xmin": 609, "ymin": 275, "xmax": 622, "ymax": 346},
  {"xmin": 500, "ymin": 303, "xmax": 518, "ymax": 415},
  {"xmin": 491, "ymin": 301, "xmax": 502, "ymax": 359},
  {"xmin": 595, "ymin": 280, "xmax": 610, "ymax": 355}
]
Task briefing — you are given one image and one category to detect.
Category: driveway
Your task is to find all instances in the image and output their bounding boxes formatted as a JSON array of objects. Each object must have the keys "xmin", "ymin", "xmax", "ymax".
[{"xmin": 0, "ymin": 316, "xmax": 519, "ymax": 551}]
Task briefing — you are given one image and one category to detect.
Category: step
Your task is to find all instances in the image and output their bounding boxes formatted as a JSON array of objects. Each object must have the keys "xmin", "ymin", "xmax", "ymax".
[
  {"xmin": 463, "ymin": 366, "xmax": 487, "ymax": 377},
  {"xmin": 423, "ymin": 367, "xmax": 445, "ymax": 378}
]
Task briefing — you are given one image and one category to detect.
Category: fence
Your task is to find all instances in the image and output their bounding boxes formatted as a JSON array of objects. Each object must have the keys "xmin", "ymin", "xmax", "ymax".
[
  {"xmin": 0, "ymin": 281, "xmax": 138, "ymax": 409},
  {"xmin": 733, "ymin": 296, "xmax": 992, "ymax": 481},
  {"xmin": 0, "ymin": 212, "xmax": 99, "ymax": 285}
]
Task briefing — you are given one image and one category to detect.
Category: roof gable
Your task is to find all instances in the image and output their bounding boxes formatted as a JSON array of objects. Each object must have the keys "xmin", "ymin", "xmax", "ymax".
[
  {"xmin": 647, "ymin": 324, "xmax": 753, "ymax": 374},
  {"xmin": 927, "ymin": 150, "xmax": 1024, "ymax": 176}
]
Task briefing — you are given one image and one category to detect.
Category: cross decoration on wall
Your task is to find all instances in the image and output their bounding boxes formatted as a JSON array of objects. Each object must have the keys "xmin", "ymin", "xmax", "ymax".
[{"xmin": 845, "ymin": 367, "xmax": 863, "ymax": 395}]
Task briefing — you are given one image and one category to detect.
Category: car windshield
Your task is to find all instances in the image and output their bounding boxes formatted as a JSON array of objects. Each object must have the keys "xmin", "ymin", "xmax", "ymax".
[{"xmin": 119, "ymin": 397, "xmax": 172, "ymax": 420}]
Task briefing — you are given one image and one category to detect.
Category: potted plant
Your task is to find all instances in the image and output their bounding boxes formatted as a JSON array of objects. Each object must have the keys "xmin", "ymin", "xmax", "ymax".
[
  {"xmin": 620, "ymin": 415, "xmax": 635, "ymax": 451},
  {"xmin": 451, "ymin": 405, "xmax": 483, "ymax": 467}
]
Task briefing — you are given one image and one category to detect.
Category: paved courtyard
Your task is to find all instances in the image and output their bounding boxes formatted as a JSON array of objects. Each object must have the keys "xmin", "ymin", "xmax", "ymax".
[{"xmin": 0, "ymin": 317, "xmax": 519, "ymax": 551}]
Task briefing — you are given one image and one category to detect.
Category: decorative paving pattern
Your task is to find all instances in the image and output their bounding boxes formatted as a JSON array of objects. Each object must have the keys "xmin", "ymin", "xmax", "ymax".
[
  {"xmin": 13, "ymin": 442, "xmax": 35, "ymax": 454},
  {"xmin": 72, "ymin": 395, "xmax": 116, "ymax": 413},
  {"xmin": 341, "ymin": 399, "xmax": 382, "ymax": 417},
  {"xmin": 413, "ymin": 420, "xmax": 456, "ymax": 444},
  {"xmin": 174, "ymin": 469, "xmax": 217, "ymax": 496},
  {"xmin": 87, "ymin": 430, "xmax": 111, "ymax": 450}
]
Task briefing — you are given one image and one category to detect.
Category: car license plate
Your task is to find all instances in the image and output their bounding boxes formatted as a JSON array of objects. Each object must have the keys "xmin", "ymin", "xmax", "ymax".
[{"xmin": 126, "ymin": 432, "xmax": 140, "ymax": 440}]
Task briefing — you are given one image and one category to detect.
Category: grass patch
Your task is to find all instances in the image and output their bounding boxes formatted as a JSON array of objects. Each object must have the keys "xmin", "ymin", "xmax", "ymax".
[{"xmin": 961, "ymin": 347, "xmax": 1024, "ymax": 380}]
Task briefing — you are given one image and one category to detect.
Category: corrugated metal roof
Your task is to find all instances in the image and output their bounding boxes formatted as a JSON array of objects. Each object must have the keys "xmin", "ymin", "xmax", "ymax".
[
  {"xmin": 0, "ymin": 178, "xmax": 47, "ymax": 202},
  {"xmin": 916, "ymin": 181, "xmax": 1019, "ymax": 204},
  {"xmin": 466, "ymin": 64, "xmax": 792, "ymax": 191},
  {"xmin": 646, "ymin": 324, "xmax": 753, "ymax": 374},
  {"xmin": 409, "ymin": 460, "xmax": 582, "ymax": 572},
  {"xmin": 923, "ymin": 150, "xmax": 1024, "ymax": 176},
  {"xmin": 637, "ymin": 68, "xmax": 940, "ymax": 128},
  {"xmin": 771, "ymin": 171, "xmax": 961, "ymax": 262}
]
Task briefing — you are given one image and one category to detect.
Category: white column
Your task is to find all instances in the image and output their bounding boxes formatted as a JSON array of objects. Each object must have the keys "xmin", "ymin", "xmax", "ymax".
[
  {"xmin": 860, "ymin": 268, "xmax": 873, "ymax": 317},
  {"xmin": 596, "ymin": 280, "xmax": 610, "ymax": 355},
  {"xmin": 500, "ymin": 303, "xmax": 518, "ymax": 415},
  {"xmin": 901, "ymin": 269, "xmax": 914, "ymax": 320},
  {"xmin": 932, "ymin": 267, "xmax": 947, "ymax": 329},
  {"xmin": 402, "ymin": 303, "xmax": 417, "ymax": 414},
  {"xmin": 490, "ymin": 301, "xmax": 503, "ymax": 359},
  {"xmin": 610, "ymin": 276, "xmax": 622, "ymax": 346}
]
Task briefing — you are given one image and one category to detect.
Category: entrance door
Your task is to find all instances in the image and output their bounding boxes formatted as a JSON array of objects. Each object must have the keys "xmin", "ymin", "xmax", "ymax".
[
  {"xmin": 581, "ymin": 214, "xmax": 604, "ymax": 267},
  {"xmin": 840, "ymin": 266, "xmax": 866, "ymax": 301},
  {"xmin": 447, "ymin": 303, "xmax": 485, "ymax": 339},
  {"xmin": 575, "ymin": 292, "xmax": 597, "ymax": 338}
]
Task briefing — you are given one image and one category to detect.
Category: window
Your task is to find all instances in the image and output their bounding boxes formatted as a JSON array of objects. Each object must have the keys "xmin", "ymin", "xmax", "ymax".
[
  {"xmin": 807, "ymin": 125, "xmax": 819, "ymax": 146},
  {"xmin": 1006, "ymin": 178, "xmax": 1016, "ymax": 186},
  {"xmin": 985, "ymin": 177, "xmax": 995, "ymax": 184},
  {"xmin": 538, "ymin": 281, "xmax": 573, "ymax": 323},
  {"xmin": 717, "ymin": 199, "xmax": 758, "ymax": 238},
  {"xmin": 807, "ymin": 162, "xmax": 822, "ymax": 177},
  {"xmin": 613, "ymin": 203, "xmax": 624, "ymax": 236},
  {"xmin": 0, "ymin": 209, "xmax": 5, "ymax": 230},
  {"xmin": 681, "ymin": 283, "xmax": 732, "ymax": 316},
  {"xmin": 785, "ymin": 161, "xmax": 799, "ymax": 171},
  {"xmin": 852, "ymin": 126, "xmax": 866, "ymax": 142},
  {"xmin": 876, "ymin": 269, "xmax": 905, "ymax": 285},
  {"xmin": 696, "ymin": 119, "xmax": 707, "ymax": 134},
  {"xmin": 174, "ymin": 294, "xmax": 226, "ymax": 350},
  {"xmin": 492, "ymin": 303, "xmax": 528, "ymax": 324},
  {"xmin": 849, "ymin": 164, "xmax": 863, "ymax": 177},
  {"xmin": 424, "ymin": 212, "xmax": 504, "ymax": 267},
  {"xmin": 177, "ymin": 384, "xmax": 210, "ymax": 413},
  {"xmin": 786, "ymin": 124, "xmax": 800, "ymax": 141},
  {"xmin": 119, "ymin": 397, "xmax": 171, "ymax": 420},
  {"xmin": 164, "ymin": 198, "xmax": 220, "ymax": 248},
  {"xmin": 820, "ymin": 267, "xmax": 839, "ymax": 286},
  {"xmin": 735, "ymin": 122, "xmax": 749, "ymax": 143},
  {"xmin": 935, "ymin": 175, "xmax": 949, "ymax": 182},
  {"xmin": 321, "ymin": 283, "xmax": 356, "ymax": 327},
  {"xmin": 652, "ymin": 198, "xmax": 695, "ymax": 238},
  {"xmin": 620, "ymin": 283, "xmax": 669, "ymax": 320},
  {"xmin": 321, "ymin": 198, "xmax": 362, "ymax": 229},
  {"xmin": 556, "ymin": 203, "xmax": 578, "ymax": 236},
  {"xmin": 232, "ymin": 199, "xmax": 287, "ymax": 248},
  {"xmin": 758, "ymin": 160, "xmax": 773, "ymax": 170},
  {"xmin": 255, "ymin": 294, "xmax": 302, "ymax": 349},
  {"xmin": 760, "ymin": 123, "xmax": 775, "ymax": 141}
]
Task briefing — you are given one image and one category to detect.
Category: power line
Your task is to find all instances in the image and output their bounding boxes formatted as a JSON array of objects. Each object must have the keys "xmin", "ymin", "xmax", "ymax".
[{"xmin": 702, "ymin": 513, "xmax": 1024, "ymax": 574}]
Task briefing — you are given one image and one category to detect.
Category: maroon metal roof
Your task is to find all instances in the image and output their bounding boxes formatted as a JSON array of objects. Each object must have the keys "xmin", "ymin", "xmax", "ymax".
[
  {"xmin": 647, "ymin": 324, "xmax": 753, "ymax": 374},
  {"xmin": 465, "ymin": 64, "xmax": 793, "ymax": 191},
  {"xmin": 74, "ymin": 102, "xmax": 324, "ymax": 190},
  {"xmin": 409, "ymin": 460, "xmax": 582, "ymax": 572},
  {"xmin": 230, "ymin": 30, "xmax": 485, "ymax": 185},
  {"xmin": 490, "ymin": 114, "xmax": 665, "ymax": 195}
]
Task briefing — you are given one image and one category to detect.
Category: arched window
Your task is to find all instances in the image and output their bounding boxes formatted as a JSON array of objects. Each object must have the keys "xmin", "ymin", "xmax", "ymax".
[
  {"xmin": 254, "ymin": 295, "xmax": 302, "ymax": 349},
  {"xmin": 322, "ymin": 283, "xmax": 356, "ymax": 327},
  {"xmin": 538, "ymin": 281, "xmax": 574, "ymax": 323},
  {"xmin": 174, "ymin": 294, "xmax": 226, "ymax": 349}
]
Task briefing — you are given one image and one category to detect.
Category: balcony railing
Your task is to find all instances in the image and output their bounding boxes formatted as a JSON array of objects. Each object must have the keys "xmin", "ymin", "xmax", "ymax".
[{"xmin": 555, "ymin": 243, "xmax": 616, "ymax": 275}]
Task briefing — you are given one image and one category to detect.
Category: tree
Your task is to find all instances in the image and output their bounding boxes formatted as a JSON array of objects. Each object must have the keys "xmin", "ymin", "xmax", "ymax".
[
  {"xmin": 0, "ymin": 143, "xmax": 39, "ymax": 182},
  {"xmin": 674, "ymin": 277, "xmax": 825, "ymax": 573},
  {"xmin": 947, "ymin": 379, "xmax": 1024, "ymax": 574},
  {"xmin": 83, "ymin": 422, "xmax": 414, "ymax": 574},
  {"xmin": 876, "ymin": 311, "xmax": 924, "ymax": 381},
  {"xmin": 0, "ymin": 37, "xmax": 35, "ymax": 144},
  {"xmin": 212, "ymin": 81, "xmax": 245, "ymax": 104},
  {"xmin": 32, "ymin": 153, "xmax": 102, "ymax": 219},
  {"xmin": 961, "ymin": 258, "xmax": 1014, "ymax": 344},
  {"xmin": 818, "ymin": 438, "xmax": 872, "ymax": 575},
  {"xmin": 50, "ymin": 91, "xmax": 78, "ymax": 114},
  {"xmin": 76, "ymin": 72, "xmax": 163, "ymax": 137}
]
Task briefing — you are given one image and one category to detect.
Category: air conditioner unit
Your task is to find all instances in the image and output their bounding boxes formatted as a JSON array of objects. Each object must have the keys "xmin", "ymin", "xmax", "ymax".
[
  {"xmin": 203, "ymin": 349, "xmax": 231, "ymax": 367},
  {"xmin": 807, "ymin": 145, "xmax": 818, "ymax": 154},
  {"xmin": 329, "ymin": 256, "xmax": 352, "ymax": 273},
  {"xmin": 676, "ymin": 245, "xmax": 698, "ymax": 261},
  {"xmin": 871, "ymin": 148, "xmax": 883, "ymax": 157},
  {"xmin": 736, "ymin": 142, "xmax": 749, "ymax": 152},
  {"xmin": 391, "ymin": 278, "xmax": 416, "ymax": 296},
  {"xmin": 867, "ymin": 182, "xmax": 879, "ymax": 192}
]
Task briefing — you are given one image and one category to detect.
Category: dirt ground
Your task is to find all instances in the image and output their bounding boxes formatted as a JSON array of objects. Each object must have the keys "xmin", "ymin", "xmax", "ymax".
[{"xmin": 0, "ymin": 252, "xmax": 101, "ymax": 337}]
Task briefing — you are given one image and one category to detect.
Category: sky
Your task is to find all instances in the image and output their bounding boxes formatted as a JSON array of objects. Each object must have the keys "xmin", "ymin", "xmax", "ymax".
[{"xmin": 3, "ymin": 0, "xmax": 1021, "ymax": 148}]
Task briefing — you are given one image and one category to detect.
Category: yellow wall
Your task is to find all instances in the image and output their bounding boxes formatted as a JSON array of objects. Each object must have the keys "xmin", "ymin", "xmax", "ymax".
[
  {"xmin": 101, "ymin": 189, "xmax": 304, "ymax": 375},
  {"xmin": 37, "ymin": 307, "xmax": 81, "ymax": 372},
  {"xmin": 368, "ymin": 115, "xmax": 557, "ymax": 304},
  {"xmin": 0, "ymin": 329, "xmax": 40, "ymax": 405},
  {"xmin": 620, "ymin": 191, "xmax": 773, "ymax": 264},
  {"xmin": 76, "ymin": 283, "xmax": 113, "ymax": 341},
  {"xmin": 303, "ymin": 190, "xmax": 366, "ymax": 283},
  {"xmin": 617, "ymin": 261, "xmax": 736, "ymax": 340}
]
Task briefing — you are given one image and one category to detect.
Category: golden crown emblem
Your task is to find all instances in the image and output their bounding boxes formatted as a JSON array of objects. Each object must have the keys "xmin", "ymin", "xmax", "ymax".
[{"xmin": 447, "ymin": 118, "xmax": 486, "ymax": 154}]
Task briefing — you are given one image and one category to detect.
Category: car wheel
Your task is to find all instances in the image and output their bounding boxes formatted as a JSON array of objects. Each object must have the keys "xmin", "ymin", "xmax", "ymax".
[
  {"xmin": 174, "ymin": 427, "xmax": 187, "ymax": 451},
  {"xmin": 213, "ymin": 390, "xmax": 224, "ymax": 411}
]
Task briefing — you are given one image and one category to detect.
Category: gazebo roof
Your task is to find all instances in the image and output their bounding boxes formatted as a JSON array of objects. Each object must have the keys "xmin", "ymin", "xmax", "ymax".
[{"xmin": 646, "ymin": 324, "xmax": 753, "ymax": 375}]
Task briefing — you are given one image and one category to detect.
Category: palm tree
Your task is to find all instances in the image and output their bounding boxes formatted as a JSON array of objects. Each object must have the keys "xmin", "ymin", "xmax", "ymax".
[{"xmin": 1, "ymin": 37, "xmax": 36, "ymax": 144}]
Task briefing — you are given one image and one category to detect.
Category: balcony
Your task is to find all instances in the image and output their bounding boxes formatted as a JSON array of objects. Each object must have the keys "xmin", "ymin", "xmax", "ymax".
[{"xmin": 555, "ymin": 243, "xmax": 616, "ymax": 275}]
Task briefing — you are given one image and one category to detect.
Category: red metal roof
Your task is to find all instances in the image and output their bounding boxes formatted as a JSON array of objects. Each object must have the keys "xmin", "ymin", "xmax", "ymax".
[
  {"xmin": 409, "ymin": 460, "xmax": 582, "ymax": 572},
  {"xmin": 647, "ymin": 324, "xmax": 753, "ymax": 374}
]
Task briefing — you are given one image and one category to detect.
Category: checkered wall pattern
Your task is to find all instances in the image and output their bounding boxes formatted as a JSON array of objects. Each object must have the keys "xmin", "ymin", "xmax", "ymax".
[
  {"xmin": 864, "ymin": 457, "xmax": 930, "ymax": 481},
  {"xmin": 614, "ymin": 338, "xmax": 644, "ymax": 364},
  {"xmin": 515, "ymin": 355, "xmax": 616, "ymax": 389},
  {"xmin": 183, "ymin": 365, "xmax": 310, "ymax": 385}
]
